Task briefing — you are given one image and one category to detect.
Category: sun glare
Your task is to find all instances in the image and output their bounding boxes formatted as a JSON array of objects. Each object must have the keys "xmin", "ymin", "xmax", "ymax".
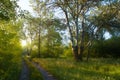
[{"xmin": 21, "ymin": 40, "xmax": 27, "ymax": 47}]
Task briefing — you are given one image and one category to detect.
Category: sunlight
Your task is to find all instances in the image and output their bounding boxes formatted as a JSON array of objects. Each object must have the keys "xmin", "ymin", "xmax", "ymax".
[{"xmin": 21, "ymin": 40, "xmax": 27, "ymax": 47}]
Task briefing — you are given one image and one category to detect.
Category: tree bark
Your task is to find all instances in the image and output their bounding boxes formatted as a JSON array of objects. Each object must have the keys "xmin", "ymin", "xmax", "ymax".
[
  {"xmin": 63, "ymin": 9, "xmax": 79, "ymax": 60},
  {"xmin": 38, "ymin": 25, "xmax": 41, "ymax": 58},
  {"xmin": 72, "ymin": 46, "xmax": 79, "ymax": 61},
  {"xmin": 79, "ymin": 17, "xmax": 85, "ymax": 61},
  {"xmin": 86, "ymin": 45, "xmax": 91, "ymax": 61},
  {"xmin": 74, "ymin": 0, "xmax": 79, "ymax": 61}
]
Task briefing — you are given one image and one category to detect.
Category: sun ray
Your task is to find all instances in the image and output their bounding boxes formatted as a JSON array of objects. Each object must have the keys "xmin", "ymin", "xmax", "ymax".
[{"xmin": 21, "ymin": 40, "xmax": 27, "ymax": 47}]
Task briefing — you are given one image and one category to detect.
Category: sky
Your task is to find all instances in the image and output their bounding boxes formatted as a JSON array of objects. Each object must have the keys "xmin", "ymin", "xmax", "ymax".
[
  {"xmin": 17, "ymin": 0, "xmax": 64, "ymax": 18},
  {"xmin": 17, "ymin": 0, "xmax": 34, "ymax": 14}
]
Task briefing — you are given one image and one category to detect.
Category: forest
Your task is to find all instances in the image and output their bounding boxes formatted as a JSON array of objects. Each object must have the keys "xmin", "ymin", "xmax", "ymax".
[{"xmin": 0, "ymin": 0, "xmax": 120, "ymax": 80}]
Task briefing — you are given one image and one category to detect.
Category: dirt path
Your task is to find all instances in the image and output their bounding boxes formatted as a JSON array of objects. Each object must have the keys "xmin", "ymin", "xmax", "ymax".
[
  {"xmin": 32, "ymin": 62, "xmax": 56, "ymax": 80},
  {"xmin": 19, "ymin": 60, "xmax": 29, "ymax": 80},
  {"xmin": 19, "ymin": 58, "xmax": 56, "ymax": 80}
]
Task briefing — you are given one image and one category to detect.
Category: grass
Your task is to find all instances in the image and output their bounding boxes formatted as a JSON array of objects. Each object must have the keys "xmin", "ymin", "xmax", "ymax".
[
  {"xmin": 32, "ymin": 58, "xmax": 120, "ymax": 80},
  {"xmin": 25, "ymin": 58, "xmax": 44, "ymax": 80}
]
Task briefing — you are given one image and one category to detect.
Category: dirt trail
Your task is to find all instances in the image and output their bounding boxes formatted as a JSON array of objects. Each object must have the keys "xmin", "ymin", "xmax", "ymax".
[
  {"xmin": 19, "ymin": 58, "xmax": 56, "ymax": 80},
  {"xmin": 19, "ymin": 60, "xmax": 29, "ymax": 80},
  {"xmin": 32, "ymin": 62, "xmax": 56, "ymax": 80}
]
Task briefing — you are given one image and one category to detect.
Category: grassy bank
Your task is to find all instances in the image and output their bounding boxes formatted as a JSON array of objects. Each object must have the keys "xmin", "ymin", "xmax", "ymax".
[{"xmin": 33, "ymin": 58, "xmax": 120, "ymax": 80}]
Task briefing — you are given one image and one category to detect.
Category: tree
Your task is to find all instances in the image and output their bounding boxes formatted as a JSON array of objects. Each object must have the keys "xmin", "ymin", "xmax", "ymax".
[
  {"xmin": 84, "ymin": 0, "xmax": 120, "ymax": 60},
  {"xmin": 45, "ymin": 0, "xmax": 99, "ymax": 61},
  {"xmin": 0, "ymin": 19, "xmax": 23, "ymax": 80},
  {"xmin": 0, "ymin": 0, "xmax": 18, "ymax": 20},
  {"xmin": 30, "ymin": 0, "xmax": 51, "ymax": 57},
  {"xmin": 29, "ymin": 0, "xmax": 120, "ymax": 60},
  {"xmin": 43, "ymin": 22, "xmax": 63, "ymax": 57}
]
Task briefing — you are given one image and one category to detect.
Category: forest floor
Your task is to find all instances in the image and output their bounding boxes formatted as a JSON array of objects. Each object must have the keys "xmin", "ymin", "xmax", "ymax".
[{"xmin": 19, "ymin": 58, "xmax": 56, "ymax": 80}]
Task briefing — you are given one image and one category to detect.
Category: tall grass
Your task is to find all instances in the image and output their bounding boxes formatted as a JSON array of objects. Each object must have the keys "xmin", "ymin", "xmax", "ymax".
[{"xmin": 33, "ymin": 58, "xmax": 120, "ymax": 80}]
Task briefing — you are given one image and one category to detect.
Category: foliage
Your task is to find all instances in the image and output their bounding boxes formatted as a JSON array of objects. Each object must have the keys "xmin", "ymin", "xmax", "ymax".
[
  {"xmin": 21, "ymin": 9, "xmax": 65, "ymax": 58},
  {"xmin": 21, "ymin": 0, "xmax": 120, "ymax": 60},
  {"xmin": 0, "ymin": 20, "xmax": 22, "ymax": 80},
  {"xmin": 61, "ymin": 44, "xmax": 73, "ymax": 58},
  {"xmin": 33, "ymin": 58, "xmax": 120, "ymax": 80},
  {"xmin": 93, "ymin": 37, "xmax": 120, "ymax": 58},
  {"xmin": 41, "ymin": 26, "xmax": 63, "ymax": 58},
  {"xmin": 30, "ymin": 49, "xmax": 39, "ymax": 58},
  {"xmin": 0, "ymin": 0, "xmax": 18, "ymax": 20},
  {"xmin": 0, "ymin": 21, "xmax": 21, "ymax": 50},
  {"xmin": 29, "ymin": 0, "xmax": 119, "ymax": 60}
]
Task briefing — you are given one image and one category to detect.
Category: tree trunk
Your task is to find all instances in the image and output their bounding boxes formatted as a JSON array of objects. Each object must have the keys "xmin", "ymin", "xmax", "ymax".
[
  {"xmin": 79, "ymin": 17, "xmax": 85, "ymax": 61},
  {"xmin": 27, "ymin": 47, "xmax": 30, "ymax": 56},
  {"xmin": 72, "ymin": 46, "xmax": 79, "ymax": 61},
  {"xmin": 79, "ymin": 46, "xmax": 84, "ymax": 61},
  {"xmin": 29, "ymin": 37, "xmax": 32, "ymax": 55},
  {"xmin": 29, "ymin": 48, "xmax": 32, "ymax": 56},
  {"xmin": 38, "ymin": 26, "xmax": 41, "ymax": 58},
  {"xmin": 86, "ymin": 46, "xmax": 91, "ymax": 61},
  {"xmin": 74, "ymin": 3, "xmax": 79, "ymax": 61},
  {"xmin": 63, "ymin": 10, "xmax": 79, "ymax": 60}
]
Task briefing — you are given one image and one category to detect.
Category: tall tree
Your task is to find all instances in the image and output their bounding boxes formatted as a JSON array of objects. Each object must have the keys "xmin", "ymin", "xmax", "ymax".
[
  {"xmin": 84, "ymin": 0, "xmax": 120, "ymax": 60},
  {"xmin": 30, "ymin": 0, "xmax": 55, "ymax": 57},
  {"xmin": 46, "ymin": 0, "xmax": 98, "ymax": 61}
]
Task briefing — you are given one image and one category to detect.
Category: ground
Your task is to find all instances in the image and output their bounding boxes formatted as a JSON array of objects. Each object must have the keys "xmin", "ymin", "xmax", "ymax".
[{"xmin": 19, "ymin": 58, "xmax": 56, "ymax": 80}]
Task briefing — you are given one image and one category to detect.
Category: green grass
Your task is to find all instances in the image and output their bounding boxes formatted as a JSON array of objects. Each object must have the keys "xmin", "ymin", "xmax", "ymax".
[
  {"xmin": 25, "ymin": 58, "xmax": 44, "ymax": 80},
  {"xmin": 32, "ymin": 58, "xmax": 120, "ymax": 80}
]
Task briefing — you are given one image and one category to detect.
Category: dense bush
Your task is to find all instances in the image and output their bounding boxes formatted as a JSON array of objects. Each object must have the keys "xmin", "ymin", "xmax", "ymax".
[
  {"xmin": 61, "ymin": 46, "xmax": 73, "ymax": 58},
  {"xmin": 30, "ymin": 46, "xmax": 64, "ymax": 58},
  {"xmin": 92, "ymin": 37, "xmax": 120, "ymax": 58}
]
